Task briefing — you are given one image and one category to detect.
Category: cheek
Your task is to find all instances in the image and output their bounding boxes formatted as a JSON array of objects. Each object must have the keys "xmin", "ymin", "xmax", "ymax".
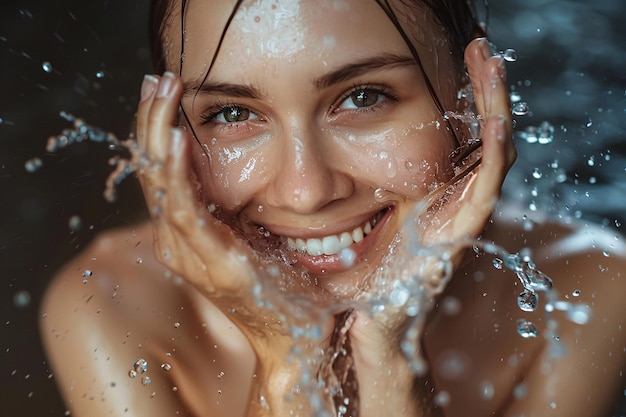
[
  {"xmin": 338, "ymin": 125, "xmax": 455, "ymax": 198},
  {"xmin": 190, "ymin": 139, "xmax": 270, "ymax": 210}
]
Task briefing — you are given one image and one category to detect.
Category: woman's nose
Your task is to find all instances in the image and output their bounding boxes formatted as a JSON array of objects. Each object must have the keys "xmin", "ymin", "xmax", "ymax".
[{"xmin": 265, "ymin": 128, "xmax": 353, "ymax": 214}]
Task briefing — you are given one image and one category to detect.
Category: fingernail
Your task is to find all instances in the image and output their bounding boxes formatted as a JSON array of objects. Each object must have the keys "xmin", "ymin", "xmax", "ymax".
[
  {"xmin": 478, "ymin": 38, "xmax": 493, "ymax": 61},
  {"xmin": 141, "ymin": 74, "xmax": 158, "ymax": 101},
  {"xmin": 157, "ymin": 71, "xmax": 176, "ymax": 98}
]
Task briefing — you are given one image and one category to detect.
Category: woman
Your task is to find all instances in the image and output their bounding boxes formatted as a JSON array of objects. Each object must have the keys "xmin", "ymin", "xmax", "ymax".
[{"xmin": 40, "ymin": 1, "xmax": 626, "ymax": 416}]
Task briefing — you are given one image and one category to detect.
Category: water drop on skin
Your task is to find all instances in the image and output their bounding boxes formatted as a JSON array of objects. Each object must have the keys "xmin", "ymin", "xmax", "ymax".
[
  {"xmin": 42, "ymin": 61, "xmax": 53, "ymax": 73},
  {"xmin": 82, "ymin": 270, "xmax": 92, "ymax": 277},
  {"xmin": 141, "ymin": 376, "xmax": 151, "ymax": 386},
  {"xmin": 133, "ymin": 358, "xmax": 148, "ymax": 374},
  {"xmin": 161, "ymin": 363, "xmax": 171, "ymax": 371},
  {"xmin": 479, "ymin": 380, "xmax": 495, "ymax": 399}
]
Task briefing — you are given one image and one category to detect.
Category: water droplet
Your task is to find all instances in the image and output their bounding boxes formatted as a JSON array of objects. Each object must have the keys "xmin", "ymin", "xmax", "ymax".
[
  {"xmin": 513, "ymin": 383, "xmax": 527, "ymax": 399},
  {"xmin": 566, "ymin": 304, "xmax": 591, "ymax": 325},
  {"xmin": 501, "ymin": 48, "xmax": 517, "ymax": 62},
  {"xmin": 512, "ymin": 102, "xmax": 529, "ymax": 116},
  {"xmin": 572, "ymin": 289, "xmax": 581, "ymax": 297},
  {"xmin": 24, "ymin": 157, "xmax": 43, "ymax": 173},
  {"xmin": 42, "ymin": 61, "xmax": 53, "ymax": 73},
  {"xmin": 492, "ymin": 258, "xmax": 503, "ymax": 270},
  {"xmin": 442, "ymin": 296, "xmax": 461, "ymax": 316},
  {"xmin": 390, "ymin": 281, "xmax": 410, "ymax": 307},
  {"xmin": 68, "ymin": 215, "xmax": 82, "ymax": 233},
  {"xmin": 516, "ymin": 319, "xmax": 538, "ymax": 338},
  {"xmin": 339, "ymin": 247, "xmax": 356, "ymax": 267},
  {"xmin": 532, "ymin": 168, "xmax": 543, "ymax": 179},
  {"xmin": 587, "ymin": 156, "xmax": 595, "ymax": 167},
  {"xmin": 510, "ymin": 91, "xmax": 522, "ymax": 103},
  {"xmin": 133, "ymin": 358, "xmax": 148, "ymax": 374},
  {"xmin": 161, "ymin": 363, "xmax": 171, "ymax": 371},
  {"xmin": 95, "ymin": 70, "xmax": 105, "ymax": 79},
  {"xmin": 173, "ymin": 322, "xmax": 180, "ymax": 328},
  {"xmin": 434, "ymin": 391, "xmax": 451, "ymax": 407},
  {"xmin": 217, "ymin": 371, "xmax": 225, "ymax": 379},
  {"xmin": 13, "ymin": 290, "xmax": 32, "ymax": 308},
  {"xmin": 141, "ymin": 376, "xmax": 151, "ymax": 386},
  {"xmin": 82, "ymin": 270, "xmax": 92, "ymax": 277},
  {"xmin": 479, "ymin": 380, "xmax": 495, "ymax": 399},
  {"xmin": 136, "ymin": 257, "xmax": 143, "ymax": 264},
  {"xmin": 128, "ymin": 370, "xmax": 137, "ymax": 379},
  {"xmin": 517, "ymin": 289, "xmax": 538, "ymax": 312}
]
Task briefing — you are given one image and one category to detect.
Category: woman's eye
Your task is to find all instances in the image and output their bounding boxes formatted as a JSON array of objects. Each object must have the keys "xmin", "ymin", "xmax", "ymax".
[
  {"xmin": 213, "ymin": 106, "xmax": 258, "ymax": 123},
  {"xmin": 340, "ymin": 88, "xmax": 384, "ymax": 110}
]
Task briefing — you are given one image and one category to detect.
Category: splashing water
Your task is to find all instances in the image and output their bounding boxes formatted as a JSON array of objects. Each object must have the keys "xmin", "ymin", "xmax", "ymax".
[
  {"xmin": 27, "ymin": 111, "xmax": 147, "ymax": 202},
  {"xmin": 30, "ymin": 48, "xmax": 593, "ymax": 417}
]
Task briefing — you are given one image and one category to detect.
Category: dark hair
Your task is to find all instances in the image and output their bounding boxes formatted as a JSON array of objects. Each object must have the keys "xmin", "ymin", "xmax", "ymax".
[{"xmin": 148, "ymin": 0, "xmax": 487, "ymax": 74}]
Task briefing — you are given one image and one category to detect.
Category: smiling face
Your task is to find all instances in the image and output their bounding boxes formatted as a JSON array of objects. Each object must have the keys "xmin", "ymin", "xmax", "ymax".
[{"xmin": 161, "ymin": 0, "xmax": 469, "ymax": 289}]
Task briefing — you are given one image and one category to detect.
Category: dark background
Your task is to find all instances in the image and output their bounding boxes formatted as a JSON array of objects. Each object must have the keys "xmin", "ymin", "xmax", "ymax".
[{"xmin": 0, "ymin": 1, "xmax": 624, "ymax": 416}]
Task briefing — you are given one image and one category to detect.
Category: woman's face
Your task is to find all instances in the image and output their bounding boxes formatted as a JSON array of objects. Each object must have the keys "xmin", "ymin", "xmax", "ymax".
[{"xmin": 163, "ymin": 0, "xmax": 464, "ymax": 288}]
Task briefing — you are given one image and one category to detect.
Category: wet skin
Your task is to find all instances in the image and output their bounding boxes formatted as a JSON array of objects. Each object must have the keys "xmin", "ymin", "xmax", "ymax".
[{"xmin": 39, "ymin": 0, "xmax": 626, "ymax": 416}]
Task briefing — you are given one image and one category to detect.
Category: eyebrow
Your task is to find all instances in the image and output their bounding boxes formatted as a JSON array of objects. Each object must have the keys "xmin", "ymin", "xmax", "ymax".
[
  {"xmin": 183, "ymin": 80, "xmax": 263, "ymax": 99},
  {"xmin": 182, "ymin": 53, "xmax": 417, "ymax": 98},
  {"xmin": 314, "ymin": 53, "xmax": 417, "ymax": 89}
]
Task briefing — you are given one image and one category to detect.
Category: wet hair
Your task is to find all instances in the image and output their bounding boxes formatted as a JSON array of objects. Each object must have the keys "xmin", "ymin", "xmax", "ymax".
[{"xmin": 149, "ymin": 0, "xmax": 487, "ymax": 74}]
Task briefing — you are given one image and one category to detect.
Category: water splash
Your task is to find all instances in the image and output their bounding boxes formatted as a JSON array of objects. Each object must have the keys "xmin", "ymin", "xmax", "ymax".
[{"xmin": 31, "ymin": 112, "xmax": 146, "ymax": 202}]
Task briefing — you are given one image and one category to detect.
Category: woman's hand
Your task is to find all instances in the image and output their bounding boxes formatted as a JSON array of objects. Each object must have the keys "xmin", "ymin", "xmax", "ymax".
[
  {"xmin": 345, "ymin": 37, "xmax": 517, "ymax": 417},
  {"xmin": 414, "ymin": 37, "xmax": 517, "ymax": 273},
  {"xmin": 135, "ymin": 72, "xmax": 336, "ymax": 415}
]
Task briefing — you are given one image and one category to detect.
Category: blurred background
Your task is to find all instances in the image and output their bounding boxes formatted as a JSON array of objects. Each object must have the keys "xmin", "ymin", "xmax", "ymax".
[{"xmin": 0, "ymin": 0, "xmax": 624, "ymax": 415}]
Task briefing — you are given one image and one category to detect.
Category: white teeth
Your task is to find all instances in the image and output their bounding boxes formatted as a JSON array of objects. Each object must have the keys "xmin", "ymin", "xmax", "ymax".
[
  {"xmin": 283, "ymin": 213, "xmax": 383, "ymax": 256},
  {"xmin": 352, "ymin": 226, "xmax": 363, "ymax": 243},
  {"xmin": 306, "ymin": 238, "xmax": 323, "ymax": 256},
  {"xmin": 322, "ymin": 235, "xmax": 341, "ymax": 255},
  {"xmin": 339, "ymin": 232, "xmax": 353, "ymax": 248}
]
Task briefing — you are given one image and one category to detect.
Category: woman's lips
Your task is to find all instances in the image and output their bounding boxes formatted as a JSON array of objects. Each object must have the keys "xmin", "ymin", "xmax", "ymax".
[
  {"xmin": 285, "ymin": 209, "xmax": 386, "ymax": 256},
  {"xmin": 279, "ymin": 208, "xmax": 393, "ymax": 274}
]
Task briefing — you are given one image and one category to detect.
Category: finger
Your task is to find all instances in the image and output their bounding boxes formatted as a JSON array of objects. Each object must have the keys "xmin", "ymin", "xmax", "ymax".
[
  {"xmin": 146, "ymin": 71, "xmax": 183, "ymax": 162},
  {"xmin": 465, "ymin": 37, "xmax": 493, "ymax": 119},
  {"xmin": 136, "ymin": 74, "xmax": 159, "ymax": 150},
  {"xmin": 164, "ymin": 127, "xmax": 255, "ymax": 293},
  {"xmin": 452, "ymin": 114, "xmax": 508, "ymax": 242}
]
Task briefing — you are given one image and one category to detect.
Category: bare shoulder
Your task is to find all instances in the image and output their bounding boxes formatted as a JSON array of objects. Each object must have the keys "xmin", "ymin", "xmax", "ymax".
[
  {"xmin": 425, "ymin": 204, "xmax": 626, "ymax": 417},
  {"xmin": 40, "ymin": 222, "xmax": 255, "ymax": 417}
]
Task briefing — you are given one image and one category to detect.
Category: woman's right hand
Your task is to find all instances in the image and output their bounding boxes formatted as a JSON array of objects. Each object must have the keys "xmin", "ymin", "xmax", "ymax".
[{"xmin": 136, "ymin": 72, "xmax": 308, "ymax": 412}]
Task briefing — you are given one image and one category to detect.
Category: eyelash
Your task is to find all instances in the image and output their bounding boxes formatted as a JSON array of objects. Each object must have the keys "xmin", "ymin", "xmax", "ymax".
[
  {"xmin": 333, "ymin": 83, "xmax": 398, "ymax": 114},
  {"xmin": 198, "ymin": 83, "xmax": 399, "ymax": 127}
]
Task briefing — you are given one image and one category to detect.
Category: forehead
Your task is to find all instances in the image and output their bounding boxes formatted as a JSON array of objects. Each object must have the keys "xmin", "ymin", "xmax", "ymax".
[{"xmin": 162, "ymin": 0, "xmax": 447, "ymax": 79}]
